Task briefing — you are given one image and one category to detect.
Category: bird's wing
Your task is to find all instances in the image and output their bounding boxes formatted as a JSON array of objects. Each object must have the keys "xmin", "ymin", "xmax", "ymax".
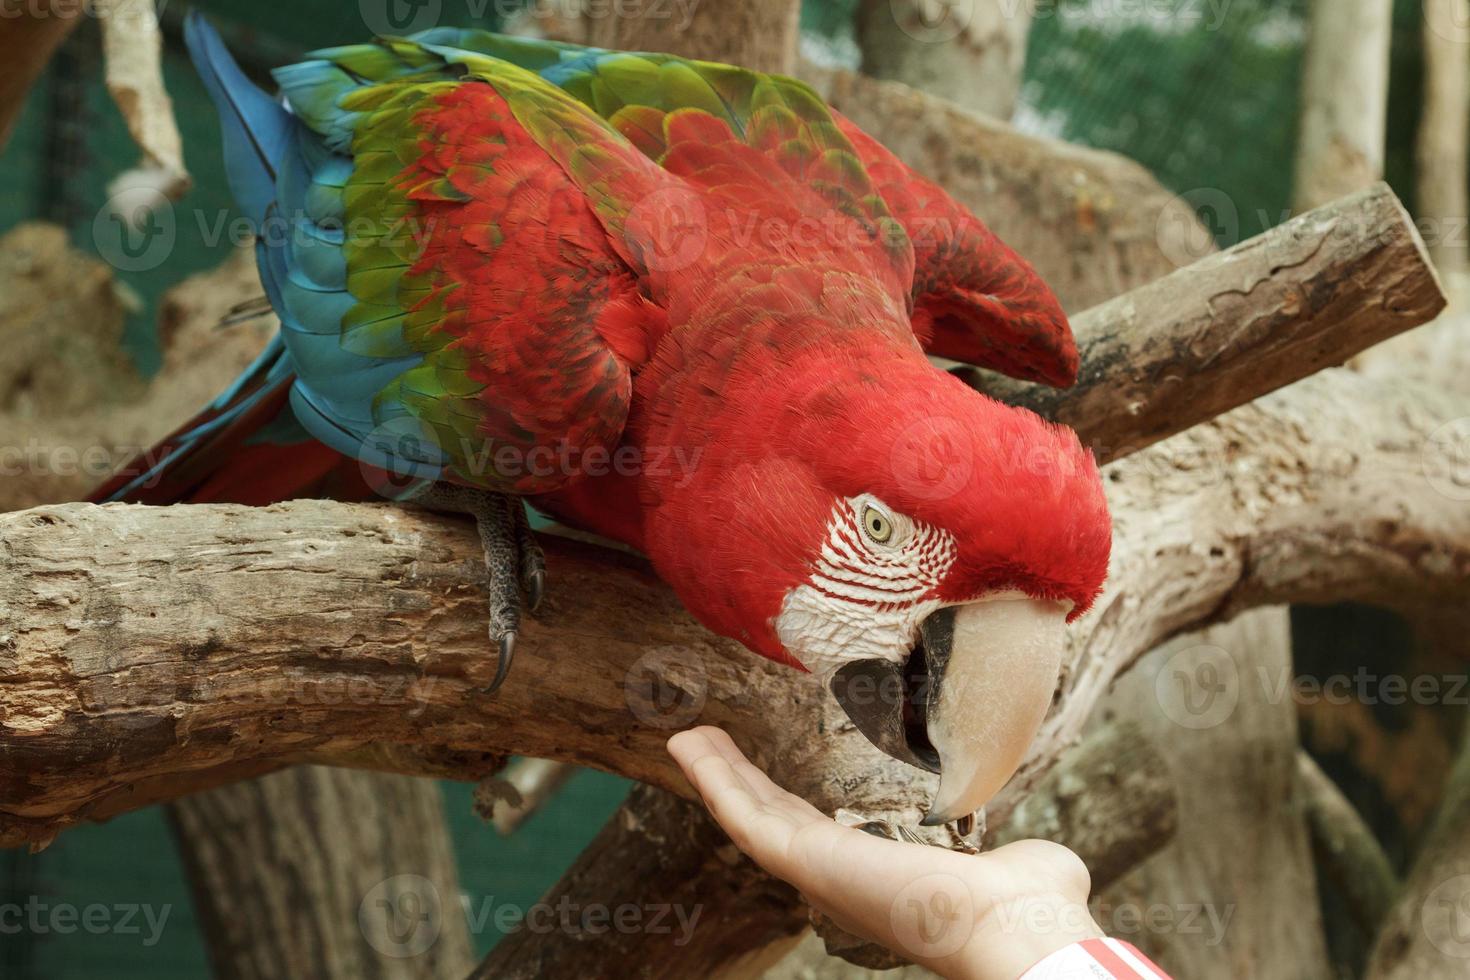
[
  {"xmin": 830, "ymin": 116, "xmax": 1080, "ymax": 387},
  {"xmin": 413, "ymin": 31, "xmax": 1077, "ymax": 386},
  {"xmin": 260, "ymin": 37, "xmax": 668, "ymax": 494},
  {"xmin": 263, "ymin": 25, "xmax": 1076, "ymax": 495}
]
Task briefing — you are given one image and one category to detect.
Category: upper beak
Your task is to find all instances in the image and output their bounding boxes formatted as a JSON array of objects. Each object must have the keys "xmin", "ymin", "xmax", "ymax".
[{"xmin": 829, "ymin": 596, "xmax": 1069, "ymax": 826}]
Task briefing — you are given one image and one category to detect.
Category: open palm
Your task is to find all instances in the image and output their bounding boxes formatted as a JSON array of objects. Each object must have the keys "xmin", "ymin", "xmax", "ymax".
[{"xmin": 666, "ymin": 727, "xmax": 1103, "ymax": 980}]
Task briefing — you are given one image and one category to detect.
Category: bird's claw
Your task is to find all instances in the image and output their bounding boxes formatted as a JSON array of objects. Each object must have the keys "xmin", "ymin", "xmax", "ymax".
[
  {"xmin": 486, "ymin": 630, "xmax": 516, "ymax": 694},
  {"xmin": 524, "ymin": 568, "xmax": 546, "ymax": 613},
  {"xmin": 411, "ymin": 485, "xmax": 544, "ymax": 697}
]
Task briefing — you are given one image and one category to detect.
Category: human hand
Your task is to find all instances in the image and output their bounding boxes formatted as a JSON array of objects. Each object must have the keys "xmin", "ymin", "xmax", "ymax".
[{"xmin": 666, "ymin": 726, "xmax": 1103, "ymax": 980}]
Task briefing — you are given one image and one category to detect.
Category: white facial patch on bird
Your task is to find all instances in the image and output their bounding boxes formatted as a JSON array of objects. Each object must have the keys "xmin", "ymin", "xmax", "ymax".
[{"xmin": 774, "ymin": 494, "xmax": 957, "ymax": 677}]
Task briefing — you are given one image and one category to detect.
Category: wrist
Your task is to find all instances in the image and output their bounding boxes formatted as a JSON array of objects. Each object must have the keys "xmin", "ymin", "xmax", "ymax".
[{"xmin": 950, "ymin": 889, "xmax": 1103, "ymax": 980}]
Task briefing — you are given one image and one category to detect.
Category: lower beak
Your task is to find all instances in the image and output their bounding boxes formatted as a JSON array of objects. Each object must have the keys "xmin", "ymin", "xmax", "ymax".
[{"xmin": 829, "ymin": 597, "xmax": 1069, "ymax": 826}]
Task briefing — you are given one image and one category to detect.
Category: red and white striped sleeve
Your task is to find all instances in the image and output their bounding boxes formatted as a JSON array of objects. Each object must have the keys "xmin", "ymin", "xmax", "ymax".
[{"xmin": 1018, "ymin": 938, "xmax": 1173, "ymax": 979}]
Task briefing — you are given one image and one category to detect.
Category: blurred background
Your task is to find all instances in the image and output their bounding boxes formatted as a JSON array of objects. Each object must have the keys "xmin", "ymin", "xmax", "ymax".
[{"xmin": 0, "ymin": 1, "xmax": 1460, "ymax": 977}]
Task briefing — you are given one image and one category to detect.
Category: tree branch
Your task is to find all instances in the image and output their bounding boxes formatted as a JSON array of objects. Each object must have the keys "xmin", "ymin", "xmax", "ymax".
[
  {"xmin": 171, "ymin": 768, "xmax": 474, "ymax": 980},
  {"xmin": 1297, "ymin": 750, "xmax": 1399, "ymax": 942},
  {"xmin": 1367, "ymin": 721, "xmax": 1470, "ymax": 978},
  {"xmin": 3, "ymin": 357, "xmax": 1465, "ymax": 851},
  {"xmin": 963, "ymin": 183, "xmax": 1445, "ymax": 464}
]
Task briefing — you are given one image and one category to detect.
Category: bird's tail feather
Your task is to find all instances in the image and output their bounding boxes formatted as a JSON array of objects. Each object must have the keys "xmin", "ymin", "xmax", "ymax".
[
  {"xmin": 88, "ymin": 335, "xmax": 371, "ymax": 505},
  {"xmin": 183, "ymin": 12, "xmax": 292, "ymax": 224}
]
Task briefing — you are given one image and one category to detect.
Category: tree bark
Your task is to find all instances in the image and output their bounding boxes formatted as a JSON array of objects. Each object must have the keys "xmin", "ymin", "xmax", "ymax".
[
  {"xmin": 3, "ymin": 349, "xmax": 1466, "ymax": 852},
  {"xmin": 585, "ymin": 0, "xmax": 800, "ymax": 74},
  {"xmin": 171, "ymin": 768, "xmax": 473, "ymax": 980},
  {"xmin": 0, "ymin": 230, "xmax": 474, "ymax": 980},
  {"xmin": 477, "ymin": 757, "xmax": 576, "ymax": 835},
  {"xmin": 1419, "ymin": 0, "xmax": 1470, "ymax": 277},
  {"xmin": 471, "ymin": 784, "xmax": 806, "ymax": 980},
  {"xmin": 1293, "ymin": 0, "xmax": 1393, "ymax": 211},
  {"xmin": 962, "ymin": 183, "xmax": 1444, "ymax": 463},
  {"xmin": 1367, "ymin": 723, "xmax": 1470, "ymax": 978},
  {"xmin": 1297, "ymin": 750, "xmax": 1399, "ymax": 944},
  {"xmin": 855, "ymin": 0, "xmax": 1034, "ymax": 120}
]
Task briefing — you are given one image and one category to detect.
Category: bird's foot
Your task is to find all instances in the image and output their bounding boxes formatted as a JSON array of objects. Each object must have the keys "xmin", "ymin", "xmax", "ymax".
[{"xmin": 411, "ymin": 484, "xmax": 546, "ymax": 693}]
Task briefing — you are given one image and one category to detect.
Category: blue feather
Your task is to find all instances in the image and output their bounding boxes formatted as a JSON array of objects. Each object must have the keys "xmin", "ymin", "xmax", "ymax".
[{"xmin": 183, "ymin": 13, "xmax": 292, "ymax": 225}]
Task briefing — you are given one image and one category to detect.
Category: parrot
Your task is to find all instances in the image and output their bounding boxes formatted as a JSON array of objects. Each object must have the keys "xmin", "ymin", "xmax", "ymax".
[{"xmin": 93, "ymin": 14, "xmax": 1112, "ymax": 825}]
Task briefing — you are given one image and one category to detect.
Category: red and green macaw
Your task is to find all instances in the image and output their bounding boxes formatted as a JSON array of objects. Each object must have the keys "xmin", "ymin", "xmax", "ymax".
[{"xmin": 96, "ymin": 15, "xmax": 1111, "ymax": 824}]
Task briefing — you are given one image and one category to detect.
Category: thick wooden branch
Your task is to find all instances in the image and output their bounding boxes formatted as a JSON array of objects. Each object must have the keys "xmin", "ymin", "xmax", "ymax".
[
  {"xmin": 0, "ymin": 12, "xmax": 80, "ymax": 151},
  {"xmin": 963, "ymin": 183, "xmax": 1445, "ymax": 464},
  {"xmin": 2, "ymin": 360, "xmax": 1466, "ymax": 852},
  {"xmin": 586, "ymin": 0, "xmax": 799, "ymax": 74},
  {"xmin": 477, "ymin": 758, "xmax": 577, "ymax": 836}
]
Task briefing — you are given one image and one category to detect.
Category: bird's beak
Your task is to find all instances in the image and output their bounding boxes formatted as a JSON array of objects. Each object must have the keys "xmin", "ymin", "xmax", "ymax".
[{"xmin": 829, "ymin": 596, "xmax": 1069, "ymax": 826}]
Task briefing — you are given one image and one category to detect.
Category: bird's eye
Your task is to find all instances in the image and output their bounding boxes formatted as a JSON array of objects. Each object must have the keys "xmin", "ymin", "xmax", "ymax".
[{"xmin": 861, "ymin": 504, "xmax": 894, "ymax": 544}]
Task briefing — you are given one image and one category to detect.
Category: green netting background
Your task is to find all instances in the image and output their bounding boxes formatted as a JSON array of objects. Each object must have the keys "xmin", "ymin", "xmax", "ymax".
[{"xmin": 0, "ymin": 0, "xmax": 1430, "ymax": 975}]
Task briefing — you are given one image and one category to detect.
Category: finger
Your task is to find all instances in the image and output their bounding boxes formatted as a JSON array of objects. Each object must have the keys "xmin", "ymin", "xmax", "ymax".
[
  {"xmin": 669, "ymin": 729, "xmax": 815, "ymax": 865},
  {"xmin": 700, "ymin": 728, "xmax": 821, "ymax": 815},
  {"xmin": 672, "ymin": 735, "xmax": 767, "ymax": 831},
  {"xmin": 666, "ymin": 728, "xmax": 716, "ymax": 772}
]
